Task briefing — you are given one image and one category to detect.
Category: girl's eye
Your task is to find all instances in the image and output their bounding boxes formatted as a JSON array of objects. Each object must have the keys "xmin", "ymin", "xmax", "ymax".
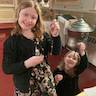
[
  {"xmin": 31, "ymin": 16, "xmax": 38, "ymax": 20},
  {"xmin": 68, "ymin": 55, "xmax": 77, "ymax": 60},
  {"xmin": 68, "ymin": 55, "xmax": 71, "ymax": 58},
  {"xmin": 73, "ymin": 58, "xmax": 77, "ymax": 60},
  {"xmin": 73, "ymin": 56, "xmax": 78, "ymax": 61},
  {"xmin": 23, "ymin": 13, "xmax": 38, "ymax": 20},
  {"xmin": 23, "ymin": 13, "xmax": 29, "ymax": 17}
]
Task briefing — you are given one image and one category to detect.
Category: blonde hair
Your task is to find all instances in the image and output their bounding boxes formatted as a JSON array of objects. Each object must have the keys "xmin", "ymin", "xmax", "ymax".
[
  {"xmin": 57, "ymin": 50, "xmax": 81, "ymax": 77},
  {"xmin": 12, "ymin": 0, "xmax": 45, "ymax": 40}
]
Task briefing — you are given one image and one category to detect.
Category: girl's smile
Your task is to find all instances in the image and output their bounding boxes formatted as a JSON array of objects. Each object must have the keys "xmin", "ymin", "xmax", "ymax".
[
  {"xmin": 64, "ymin": 51, "xmax": 79, "ymax": 70},
  {"xmin": 18, "ymin": 7, "xmax": 38, "ymax": 31}
]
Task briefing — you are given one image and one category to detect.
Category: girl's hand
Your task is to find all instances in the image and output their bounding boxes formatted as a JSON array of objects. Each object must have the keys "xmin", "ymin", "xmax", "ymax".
[
  {"xmin": 24, "ymin": 55, "xmax": 44, "ymax": 68},
  {"xmin": 50, "ymin": 19, "xmax": 60, "ymax": 37},
  {"xmin": 76, "ymin": 42, "xmax": 86, "ymax": 56},
  {"xmin": 54, "ymin": 74, "xmax": 63, "ymax": 84}
]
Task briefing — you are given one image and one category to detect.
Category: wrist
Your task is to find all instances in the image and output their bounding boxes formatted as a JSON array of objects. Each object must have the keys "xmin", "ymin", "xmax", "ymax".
[
  {"xmin": 24, "ymin": 59, "xmax": 32, "ymax": 68},
  {"xmin": 24, "ymin": 60, "xmax": 29, "ymax": 68}
]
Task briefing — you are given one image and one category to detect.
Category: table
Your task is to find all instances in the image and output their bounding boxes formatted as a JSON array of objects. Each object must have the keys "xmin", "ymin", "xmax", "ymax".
[{"xmin": 76, "ymin": 92, "xmax": 86, "ymax": 96}]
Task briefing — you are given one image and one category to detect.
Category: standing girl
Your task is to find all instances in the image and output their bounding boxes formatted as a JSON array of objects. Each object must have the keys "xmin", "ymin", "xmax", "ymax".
[
  {"xmin": 3, "ymin": 0, "xmax": 61, "ymax": 96},
  {"xmin": 53, "ymin": 42, "xmax": 88, "ymax": 96}
]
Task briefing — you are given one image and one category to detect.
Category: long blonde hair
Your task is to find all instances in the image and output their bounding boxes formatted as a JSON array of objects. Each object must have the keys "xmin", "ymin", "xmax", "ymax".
[{"xmin": 12, "ymin": 0, "xmax": 45, "ymax": 40}]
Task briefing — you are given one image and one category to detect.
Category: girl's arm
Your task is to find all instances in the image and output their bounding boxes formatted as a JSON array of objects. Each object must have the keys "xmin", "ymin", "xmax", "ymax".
[
  {"xmin": 43, "ymin": 32, "xmax": 61, "ymax": 55},
  {"xmin": 76, "ymin": 53, "xmax": 88, "ymax": 75},
  {"xmin": 75, "ymin": 42, "xmax": 88, "ymax": 75},
  {"xmin": 49, "ymin": 19, "xmax": 61, "ymax": 55},
  {"xmin": 51, "ymin": 36, "xmax": 61, "ymax": 55},
  {"xmin": 54, "ymin": 74, "xmax": 63, "ymax": 85},
  {"xmin": 2, "ymin": 37, "xmax": 28, "ymax": 74},
  {"xmin": 53, "ymin": 68, "xmax": 63, "ymax": 85}
]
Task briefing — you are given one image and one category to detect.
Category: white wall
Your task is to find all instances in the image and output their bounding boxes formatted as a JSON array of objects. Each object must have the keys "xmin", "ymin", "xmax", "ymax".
[
  {"xmin": 51, "ymin": 0, "xmax": 96, "ymax": 11},
  {"xmin": 80, "ymin": 0, "xmax": 95, "ymax": 10},
  {"xmin": 50, "ymin": 0, "xmax": 96, "ymax": 25}
]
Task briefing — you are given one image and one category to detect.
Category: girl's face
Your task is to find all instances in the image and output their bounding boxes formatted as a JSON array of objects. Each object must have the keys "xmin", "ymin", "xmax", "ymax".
[
  {"xmin": 64, "ymin": 51, "xmax": 79, "ymax": 70},
  {"xmin": 18, "ymin": 7, "xmax": 38, "ymax": 31}
]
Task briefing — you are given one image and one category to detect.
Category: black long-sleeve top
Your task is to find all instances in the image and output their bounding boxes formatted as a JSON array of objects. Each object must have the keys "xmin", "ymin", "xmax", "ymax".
[
  {"xmin": 2, "ymin": 32, "xmax": 61, "ymax": 93},
  {"xmin": 53, "ymin": 54, "xmax": 88, "ymax": 96}
]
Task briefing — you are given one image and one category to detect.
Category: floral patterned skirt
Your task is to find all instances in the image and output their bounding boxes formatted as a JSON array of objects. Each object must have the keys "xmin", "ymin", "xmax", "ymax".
[{"xmin": 14, "ymin": 62, "xmax": 57, "ymax": 96}]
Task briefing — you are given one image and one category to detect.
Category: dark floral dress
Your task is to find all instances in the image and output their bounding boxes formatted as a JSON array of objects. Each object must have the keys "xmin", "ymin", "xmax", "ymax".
[
  {"xmin": 3, "ymin": 33, "xmax": 61, "ymax": 96},
  {"xmin": 15, "ymin": 64, "xmax": 56, "ymax": 96},
  {"xmin": 15, "ymin": 39, "xmax": 57, "ymax": 96}
]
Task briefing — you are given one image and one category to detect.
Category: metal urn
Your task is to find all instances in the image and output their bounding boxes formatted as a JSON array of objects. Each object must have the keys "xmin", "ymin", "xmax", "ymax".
[{"xmin": 67, "ymin": 17, "xmax": 93, "ymax": 50}]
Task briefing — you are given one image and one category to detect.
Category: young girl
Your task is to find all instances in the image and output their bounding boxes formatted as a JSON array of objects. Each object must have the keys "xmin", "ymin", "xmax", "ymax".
[
  {"xmin": 53, "ymin": 42, "xmax": 88, "ymax": 96},
  {"xmin": 3, "ymin": 0, "xmax": 61, "ymax": 96}
]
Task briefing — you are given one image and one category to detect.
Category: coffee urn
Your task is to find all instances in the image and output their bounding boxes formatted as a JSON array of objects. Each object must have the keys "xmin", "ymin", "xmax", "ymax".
[{"xmin": 67, "ymin": 17, "xmax": 93, "ymax": 50}]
